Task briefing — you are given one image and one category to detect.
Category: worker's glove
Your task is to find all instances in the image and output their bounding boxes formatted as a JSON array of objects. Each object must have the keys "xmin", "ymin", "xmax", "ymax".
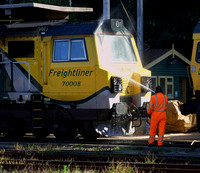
[{"xmin": 147, "ymin": 114, "xmax": 151, "ymax": 118}]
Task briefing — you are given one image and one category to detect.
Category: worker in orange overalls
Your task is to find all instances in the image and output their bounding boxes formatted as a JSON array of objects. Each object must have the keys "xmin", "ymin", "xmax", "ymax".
[{"xmin": 147, "ymin": 86, "xmax": 168, "ymax": 147}]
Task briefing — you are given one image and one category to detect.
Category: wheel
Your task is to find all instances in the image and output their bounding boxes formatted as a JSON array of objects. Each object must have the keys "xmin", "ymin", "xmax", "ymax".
[
  {"xmin": 81, "ymin": 121, "xmax": 100, "ymax": 140},
  {"xmin": 55, "ymin": 131, "xmax": 76, "ymax": 140},
  {"xmin": 4, "ymin": 131, "xmax": 25, "ymax": 139},
  {"xmin": 4, "ymin": 118, "xmax": 26, "ymax": 139},
  {"xmin": 33, "ymin": 130, "xmax": 49, "ymax": 139},
  {"xmin": 83, "ymin": 130, "xmax": 100, "ymax": 140}
]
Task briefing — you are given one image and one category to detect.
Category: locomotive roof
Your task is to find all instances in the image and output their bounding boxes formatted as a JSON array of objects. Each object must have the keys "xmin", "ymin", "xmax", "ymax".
[
  {"xmin": 194, "ymin": 22, "xmax": 200, "ymax": 33},
  {"xmin": 0, "ymin": 20, "xmax": 99, "ymax": 36},
  {"xmin": 0, "ymin": 19, "xmax": 129, "ymax": 37},
  {"xmin": 0, "ymin": 3, "xmax": 93, "ymax": 22}
]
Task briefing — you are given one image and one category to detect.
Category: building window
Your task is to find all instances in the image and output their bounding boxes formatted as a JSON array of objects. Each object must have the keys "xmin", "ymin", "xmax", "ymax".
[
  {"xmin": 152, "ymin": 76, "xmax": 174, "ymax": 98},
  {"xmin": 151, "ymin": 76, "xmax": 157, "ymax": 91},
  {"xmin": 158, "ymin": 76, "xmax": 174, "ymax": 98},
  {"xmin": 53, "ymin": 39, "xmax": 87, "ymax": 62},
  {"xmin": 8, "ymin": 41, "xmax": 34, "ymax": 58}
]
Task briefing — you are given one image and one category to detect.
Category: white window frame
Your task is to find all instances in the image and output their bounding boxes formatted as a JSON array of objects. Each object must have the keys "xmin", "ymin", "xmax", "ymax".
[
  {"xmin": 70, "ymin": 40, "xmax": 87, "ymax": 61},
  {"xmin": 53, "ymin": 39, "xmax": 70, "ymax": 62},
  {"xmin": 158, "ymin": 76, "xmax": 174, "ymax": 99},
  {"xmin": 151, "ymin": 76, "xmax": 157, "ymax": 91},
  {"xmin": 52, "ymin": 38, "xmax": 88, "ymax": 62}
]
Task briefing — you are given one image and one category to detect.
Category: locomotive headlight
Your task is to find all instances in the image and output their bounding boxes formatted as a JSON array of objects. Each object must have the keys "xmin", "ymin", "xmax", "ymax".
[
  {"xmin": 111, "ymin": 19, "xmax": 123, "ymax": 32},
  {"xmin": 111, "ymin": 76, "xmax": 122, "ymax": 93}
]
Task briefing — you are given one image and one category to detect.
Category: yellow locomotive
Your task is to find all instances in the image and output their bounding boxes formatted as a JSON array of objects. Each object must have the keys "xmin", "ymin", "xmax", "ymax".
[
  {"xmin": 0, "ymin": 3, "xmax": 151, "ymax": 139},
  {"xmin": 181, "ymin": 22, "xmax": 200, "ymax": 132}
]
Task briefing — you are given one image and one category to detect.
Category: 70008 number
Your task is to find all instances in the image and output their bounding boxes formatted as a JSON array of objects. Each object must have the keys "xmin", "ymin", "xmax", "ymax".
[{"xmin": 62, "ymin": 81, "xmax": 81, "ymax": 87}]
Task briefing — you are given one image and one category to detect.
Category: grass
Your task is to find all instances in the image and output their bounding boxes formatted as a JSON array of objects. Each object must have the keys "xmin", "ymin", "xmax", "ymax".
[
  {"xmin": 0, "ymin": 149, "xmax": 160, "ymax": 173},
  {"xmin": 14, "ymin": 143, "xmax": 67, "ymax": 152},
  {"xmin": 2, "ymin": 143, "xmax": 169, "ymax": 172},
  {"xmin": 144, "ymin": 151, "xmax": 157, "ymax": 163},
  {"xmin": 0, "ymin": 162, "xmax": 146, "ymax": 173}
]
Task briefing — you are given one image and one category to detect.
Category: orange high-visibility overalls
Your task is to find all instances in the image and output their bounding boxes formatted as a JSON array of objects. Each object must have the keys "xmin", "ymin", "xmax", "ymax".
[{"xmin": 147, "ymin": 92, "xmax": 168, "ymax": 146}]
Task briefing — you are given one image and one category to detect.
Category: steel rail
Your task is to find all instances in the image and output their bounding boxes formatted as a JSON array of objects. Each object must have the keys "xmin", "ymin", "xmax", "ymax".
[
  {"xmin": 1, "ymin": 148, "xmax": 200, "ymax": 164},
  {"xmin": 0, "ymin": 158, "xmax": 200, "ymax": 172},
  {"xmin": 0, "ymin": 137, "xmax": 200, "ymax": 148}
]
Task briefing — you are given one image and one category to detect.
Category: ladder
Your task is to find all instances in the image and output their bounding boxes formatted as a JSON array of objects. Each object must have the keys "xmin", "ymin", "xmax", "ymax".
[{"xmin": 31, "ymin": 95, "xmax": 44, "ymax": 129}]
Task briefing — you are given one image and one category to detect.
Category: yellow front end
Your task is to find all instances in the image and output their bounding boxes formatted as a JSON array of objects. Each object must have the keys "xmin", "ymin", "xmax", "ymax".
[
  {"xmin": 95, "ymin": 30, "xmax": 151, "ymax": 108},
  {"xmin": 191, "ymin": 33, "xmax": 200, "ymax": 94}
]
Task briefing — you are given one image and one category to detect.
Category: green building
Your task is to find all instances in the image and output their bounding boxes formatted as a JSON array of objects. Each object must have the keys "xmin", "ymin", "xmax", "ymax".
[{"xmin": 143, "ymin": 46, "xmax": 193, "ymax": 103}]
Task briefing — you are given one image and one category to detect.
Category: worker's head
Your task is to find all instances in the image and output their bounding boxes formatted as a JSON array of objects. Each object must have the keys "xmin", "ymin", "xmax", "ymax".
[{"xmin": 155, "ymin": 86, "xmax": 163, "ymax": 93}]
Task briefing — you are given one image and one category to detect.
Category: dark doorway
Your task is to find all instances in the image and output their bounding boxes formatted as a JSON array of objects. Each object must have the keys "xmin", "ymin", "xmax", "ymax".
[{"xmin": 179, "ymin": 77, "xmax": 187, "ymax": 103}]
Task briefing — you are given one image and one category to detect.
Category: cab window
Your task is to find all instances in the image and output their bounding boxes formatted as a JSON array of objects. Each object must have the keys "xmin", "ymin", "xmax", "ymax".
[
  {"xmin": 8, "ymin": 41, "xmax": 34, "ymax": 58},
  {"xmin": 97, "ymin": 35, "xmax": 137, "ymax": 63},
  {"xmin": 53, "ymin": 39, "xmax": 87, "ymax": 62},
  {"xmin": 196, "ymin": 42, "xmax": 200, "ymax": 63}
]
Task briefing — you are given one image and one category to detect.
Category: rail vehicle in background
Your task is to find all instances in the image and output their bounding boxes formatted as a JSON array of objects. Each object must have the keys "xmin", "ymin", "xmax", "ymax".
[
  {"xmin": 0, "ymin": 3, "xmax": 151, "ymax": 139},
  {"xmin": 181, "ymin": 22, "xmax": 200, "ymax": 132}
]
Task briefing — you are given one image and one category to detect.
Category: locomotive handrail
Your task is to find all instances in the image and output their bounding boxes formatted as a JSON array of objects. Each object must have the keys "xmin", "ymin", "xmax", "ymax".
[{"xmin": 0, "ymin": 61, "xmax": 31, "ymax": 91}]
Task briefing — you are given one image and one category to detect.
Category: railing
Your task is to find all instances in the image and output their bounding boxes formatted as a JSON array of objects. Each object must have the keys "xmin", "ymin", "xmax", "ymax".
[{"xmin": 0, "ymin": 61, "xmax": 31, "ymax": 91}]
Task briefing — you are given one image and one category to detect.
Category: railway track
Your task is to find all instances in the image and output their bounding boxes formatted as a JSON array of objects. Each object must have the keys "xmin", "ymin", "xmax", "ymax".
[
  {"xmin": 0, "ymin": 133, "xmax": 200, "ymax": 148},
  {"xmin": 0, "ymin": 134, "xmax": 199, "ymax": 172},
  {"xmin": 0, "ymin": 138, "xmax": 199, "ymax": 172},
  {"xmin": 1, "ymin": 159, "xmax": 200, "ymax": 172}
]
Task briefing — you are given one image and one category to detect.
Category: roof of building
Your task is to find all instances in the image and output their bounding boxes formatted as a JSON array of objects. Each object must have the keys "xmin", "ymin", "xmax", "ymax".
[
  {"xmin": 143, "ymin": 46, "xmax": 190, "ymax": 69},
  {"xmin": 143, "ymin": 49, "xmax": 170, "ymax": 66}
]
